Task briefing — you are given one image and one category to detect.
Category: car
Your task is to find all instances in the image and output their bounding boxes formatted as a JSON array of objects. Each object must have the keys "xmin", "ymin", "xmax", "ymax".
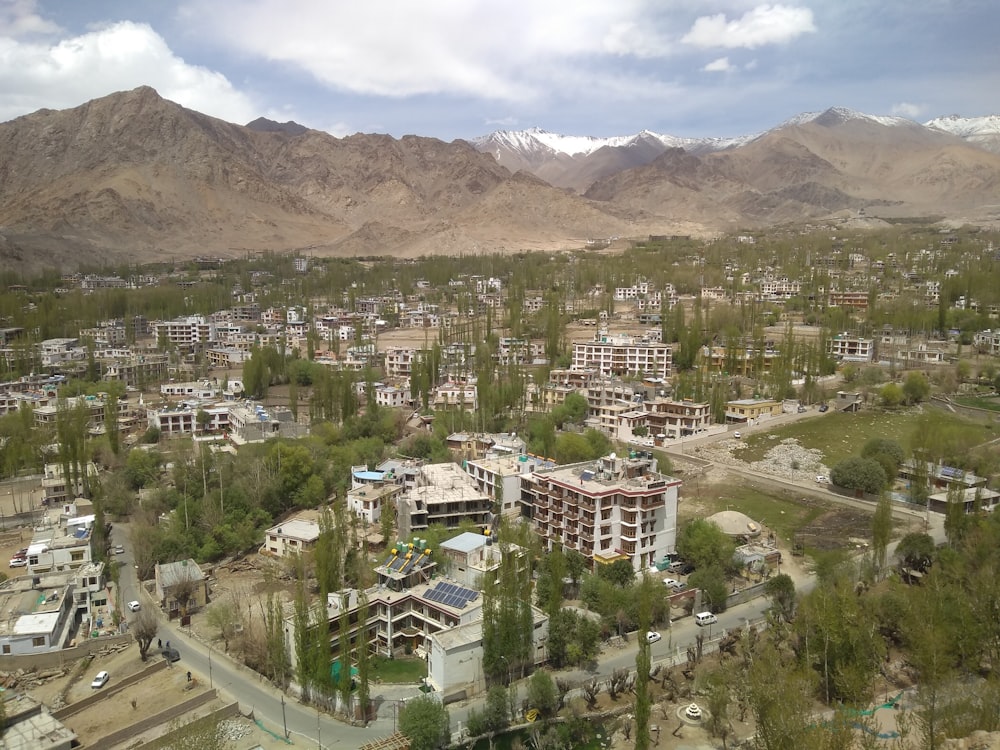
[
  {"xmin": 113, "ymin": 544, "xmax": 125, "ymax": 555},
  {"xmin": 161, "ymin": 647, "xmax": 181, "ymax": 663},
  {"xmin": 733, "ymin": 431, "xmax": 742, "ymax": 439},
  {"xmin": 668, "ymin": 560, "xmax": 694, "ymax": 575},
  {"xmin": 127, "ymin": 600, "xmax": 141, "ymax": 612},
  {"xmin": 797, "ymin": 405, "xmax": 807, "ymax": 413},
  {"xmin": 9, "ymin": 557, "xmax": 27, "ymax": 568},
  {"xmin": 816, "ymin": 475, "xmax": 829, "ymax": 484},
  {"xmin": 695, "ymin": 612, "xmax": 718, "ymax": 627},
  {"xmin": 663, "ymin": 578, "xmax": 685, "ymax": 590},
  {"xmin": 646, "ymin": 631, "xmax": 662, "ymax": 644},
  {"xmin": 818, "ymin": 404, "xmax": 829, "ymax": 413},
  {"xmin": 91, "ymin": 670, "xmax": 110, "ymax": 689}
]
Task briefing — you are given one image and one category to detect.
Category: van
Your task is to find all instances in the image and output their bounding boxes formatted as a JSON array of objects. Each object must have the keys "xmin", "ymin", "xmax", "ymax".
[{"xmin": 695, "ymin": 612, "xmax": 718, "ymax": 627}]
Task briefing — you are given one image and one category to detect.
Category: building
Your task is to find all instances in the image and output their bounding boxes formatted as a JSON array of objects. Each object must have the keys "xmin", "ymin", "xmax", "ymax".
[
  {"xmin": 521, "ymin": 452, "xmax": 680, "ymax": 571},
  {"xmin": 571, "ymin": 333, "xmax": 671, "ymax": 379},
  {"xmin": 262, "ymin": 517, "xmax": 321, "ymax": 558},
  {"xmin": 643, "ymin": 398, "xmax": 712, "ymax": 440},
  {"xmin": 827, "ymin": 334, "xmax": 874, "ymax": 363},
  {"xmin": 40, "ymin": 462, "xmax": 99, "ymax": 506},
  {"xmin": 154, "ymin": 560, "xmax": 209, "ymax": 616},
  {"xmin": 397, "ymin": 463, "xmax": 494, "ymax": 539},
  {"xmin": 0, "ymin": 695, "xmax": 78, "ymax": 749},
  {"xmin": 0, "ymin": 563, "xmax": 106, "ymax": 655},
  {"xmin": 463, "ymin": 454, "xmax": 553, "ymax": 518},
  {"xmin": 347, "ymin": 481, "xmax": 405, "ymax": 525},
  {"xmin": 153, "ymin": 316, "xmax": 216, "ymax": 348},
  {"xmin": 725, "ymin": 399, "xmax": 783, "ymax": 424},
  {"xmin": 227, "ymin": 404, "xmax": 308, "ymax": 444},
  {"xmin": 437, "ymin": 531, "xmax": 512, "ymax": 589}
]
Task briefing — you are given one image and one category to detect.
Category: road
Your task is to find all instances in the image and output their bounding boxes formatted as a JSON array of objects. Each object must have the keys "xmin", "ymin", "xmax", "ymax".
[{"xmin": 111, "ymin": 524, "xmax": 413, "ymax": 748}]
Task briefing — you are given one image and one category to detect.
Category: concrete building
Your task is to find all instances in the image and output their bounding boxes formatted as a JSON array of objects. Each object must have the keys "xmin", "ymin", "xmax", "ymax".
[
  {"xmin": 643, "ymin": 398, "xmax": 712, "ymax": 440},
  {"xmin": 0, "ymin": 694, "xmax": 78, "ymax": 749},
  {"xmin": 827, "ymin": 334, "xmax": 875, "ymax": 362},
  {"xmin": 521, "ymin": 452, "xmax": 680, "ymax": 571},
  {"xmin": 347, "ymin": 481, "xmax": 405, "ymax": 525},
  {"xmin": 41, "ymin": 462, "xmax": 98, "ymax": 507},
  {"xmin": 725, "ymin": 399, "xmax": 783, "ymax": 424},
  {"xmin": 0, "ymin": 562, "xmax": 106, "ymax": 655},
  {"xmin": 571, "ymin": 333, "xmax": 671, "ymax": 380},
  {"xmin": 154, "ymin": 560, "xmax": 209, "ymax": 616},
  {"xmin": 463, "ymin": 453, "xmax": 553, "ymax": 519},
  {"xmin": 397, "ymin": 463, "xmax": 493, "ymax": 539},
  {"xmin": 262, "ymin": 517, "xmax": 321, "ymax": 558}
]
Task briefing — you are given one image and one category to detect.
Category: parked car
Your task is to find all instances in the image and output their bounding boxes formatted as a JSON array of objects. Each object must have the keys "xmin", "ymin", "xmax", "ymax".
[
  {"xmin": 816, "ymin": 475, "xmax": 829, "ymax": 484},
  {"xmin": 8, "ymin": 557, "xmax": 27, "ymax": 568},
  {"xmin": 818, "ymin": 404, "xmax": 829, "ymax": 412},
  {"xmin": 695, "ymin": 612, "xmax": 718, "ymax": 627},
  {"xmin": 646, "ymin": 631, "xmax": 662, "ymax": 644},
  {"xmin": 91, "ymin": 670, "xmax": 110, "ymax": 689},
  {"xmin": 127, "ymin": 600, "xmax": 141, "ymax": 612},
  {"xmin": 668, "ymin": 560, "xmax": 694, "ymax": 575},
  {"xmin": 733, "ymin": 431, "xmax": 742, "ymax": 439},
  {"xmin": 113, "ymin": 544, "xmax": 125, "ymax": 555},
  {"xmin": 161, "ymin": 647, "xmax": 181, "ymax": 663},
  {"xmin": 663, "ymin": 578, "xmax": 686, "ymax": 591}
]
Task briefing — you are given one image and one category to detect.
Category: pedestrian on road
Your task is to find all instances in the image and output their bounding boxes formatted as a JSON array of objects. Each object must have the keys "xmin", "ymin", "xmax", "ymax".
[{"xmin": 158, "ymin": 638, "xmax": 162, "ymax": 649}]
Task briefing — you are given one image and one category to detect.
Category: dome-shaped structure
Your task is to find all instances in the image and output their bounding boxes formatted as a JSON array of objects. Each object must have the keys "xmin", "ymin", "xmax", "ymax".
[{"xmin": 706, "ymin": 510, "xmax": 761, "ymax": 538}]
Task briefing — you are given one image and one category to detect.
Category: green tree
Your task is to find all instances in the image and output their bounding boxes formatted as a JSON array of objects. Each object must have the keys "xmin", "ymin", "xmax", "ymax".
[
  {"xmin": 879, "ymin": 382, "xmax": 904, "ymax": 407},
  {"xmin": 902, "ymin": 371, "xmax": 931, "ymax": 405},
  {"xmin": 526, "ymin": 669, "xmax": 558, "ymax": 717},
  {"xmin": 399, "ymin": 695, "xmax": 450, "ymax": 750},
  {"xmin": 895, "ymin": 532, "xmax": 935, "ymax": 573},
  {"xmin": 764, "ymin": 573, "xmax": 797, "ymax": 623},
  {"xmin": 688, "ymin": 565, "xmax": 730, "ymax": 613},
  {"xmin": 634, "ymin": 576, "xmax": 653, "ymax": 750},
  {"xmin": 676, "ymin": 518, "xmax": 736, "ymax": 572},
  {"xmin": 830, "ymin": 456, "xmax": 887, "ymax": 495},
  {"xmin": 870, "ymin": 492, "xmax": 893, "ymax": 582}
]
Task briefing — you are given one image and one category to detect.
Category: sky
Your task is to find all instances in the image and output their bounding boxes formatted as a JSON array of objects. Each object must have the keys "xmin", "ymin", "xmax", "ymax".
[{"xmin": 0, "ymin": 0, "xmax": 997, "ymax": 142}]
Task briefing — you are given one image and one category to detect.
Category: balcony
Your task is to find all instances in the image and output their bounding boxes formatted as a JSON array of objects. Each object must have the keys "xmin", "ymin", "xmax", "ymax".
[
  {"xmin": 579, "ymin": 529, "xmax": 593, "ymax": 542},
  {"xmin": 621, "ymin": 530, "xmax": 638, "ymax": 543}
]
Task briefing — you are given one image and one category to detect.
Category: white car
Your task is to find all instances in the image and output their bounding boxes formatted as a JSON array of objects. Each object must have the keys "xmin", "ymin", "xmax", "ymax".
[
  {"xmin": 8, "ymin": 557, "xmax": 27, "ymax": 568},
  {"xmin": 816, "ymin": 475, "xmax": 829, "ymax": 484},
  {"xmin": 663, "ymin": 578, "xmax": 685, "ymax": 590},
  {"xmin": 646, "ymin": 631, "xmax": 662, "ymax": 644},
  {"xmin": 127, "ymin": 600, "xmax": 141, "ymax": 612},
  {"xmin": 733, "ymin": 431, "xmax": 742, "ymax": 439},
  {"xmin": 91, "ymin": 670, "xmax": 110, "ymax": 689}
]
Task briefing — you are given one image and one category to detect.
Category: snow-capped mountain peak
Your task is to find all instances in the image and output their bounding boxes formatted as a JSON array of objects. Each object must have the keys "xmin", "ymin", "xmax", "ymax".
[
  {"xmin": 924, "ymin": 114, "xmax": 1000, "ymax": 137},
  {"xmin": 778, "ymin": 106, "xmax": 914, "ymax": 129}
]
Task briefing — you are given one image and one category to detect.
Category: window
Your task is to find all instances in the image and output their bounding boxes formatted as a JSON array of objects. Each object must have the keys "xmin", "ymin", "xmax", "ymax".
[
  {"xmin": 32, "ymin": 637, "xmax": 46, "ymax": 648},
  {"xmin": 71, "ymin": 550, "xmax": 85, "ymax": 561}
]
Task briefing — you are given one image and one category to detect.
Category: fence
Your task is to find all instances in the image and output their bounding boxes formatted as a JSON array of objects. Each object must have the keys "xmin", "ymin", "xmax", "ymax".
[
  {"xmin": 87, "ymin": 692, "xmax": 228, "ymax": 749},
  {"xmin": 0, "ymin": 633, "xmax": 134, "ymax": 672},
  {"xmin": 53, "ymin": 659, "xmax": 167, "ymax": 720}
]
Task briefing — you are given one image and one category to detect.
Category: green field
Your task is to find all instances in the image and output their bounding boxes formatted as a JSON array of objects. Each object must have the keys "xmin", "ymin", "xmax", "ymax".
[
  {"xmin": 686, "ymin": 485, "xmax": 827, "ymax": 543},
  {"xmin": 372, "ymin": 656, "xmax": 426, "ymax": 683},
  {"xmin": 732, "ymin": 409, "xmax": 991, "ymax": 467},
  {"xmin": 954, "ymin": 395, "xmax": 1000, "ymax": 413}
]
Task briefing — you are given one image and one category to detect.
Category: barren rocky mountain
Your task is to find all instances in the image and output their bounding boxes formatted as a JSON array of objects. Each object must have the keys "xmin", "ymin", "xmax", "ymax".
[{"xmin": 1, "ymin": 89, "xmax": 999, "ymax": 272}]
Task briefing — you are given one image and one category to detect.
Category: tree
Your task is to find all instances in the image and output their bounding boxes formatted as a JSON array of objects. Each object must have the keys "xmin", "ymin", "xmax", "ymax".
[
  {"xmin": 526, "ymin": 669, "xmax": 558, "ymax": 717},
  {"xmin": 688, "ymin": 565, "xmax": 730, "ymax": 613},
  {"xmin": 879, "ymin": 382, "xmax": 904, "ymax": 407},
  {"xmin": 764, "ymin": 573, "xmax": 797, "ymax": 623},
  {"xmin": 861, "ymin": 438, "xmax": 904, "ymax": 482},
  {"xmin": 134, "ymin": 607, "xmax": 159, "ymax": 661},
  {"xmin": 634, "ymin": 576, "xmax": 653, "ymax": 750},
  {"xmin": 676, "ymin": 518, "xmax": 736, "ymax": 572},
  {"xmin": 902, "ymin": 372, "xmax": 931, "ymax": 405},
  {"xmin": 595, "ymin": 559, "xmax": 635, "ymax": 587},
  {"xmin": 871, "ymin": 492, "xmax": 893, "ymax": 582},
  {"xmin": 206, "ymin": 601, "xmax": 240, "ymax": 653},
  {"xmin": 895, "ymin": 532, "xmax": 935, "ymax": 573},
  {"xmin": 830, "ymin": 456, "xmax": 887, "ymax": 495},
  {"xmin": 399, "ymin": 695, "xmax": 450, "ymax": 750}
]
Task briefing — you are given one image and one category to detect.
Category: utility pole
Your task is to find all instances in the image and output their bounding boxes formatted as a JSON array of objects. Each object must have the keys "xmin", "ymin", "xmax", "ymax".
[{"xmin": 281, "ymin": 695, "xmax": 288, "ymax": 739}]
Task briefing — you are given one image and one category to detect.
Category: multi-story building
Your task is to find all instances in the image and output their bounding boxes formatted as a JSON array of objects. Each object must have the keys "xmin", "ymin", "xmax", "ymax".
[
  {"xmin": 101, "ymin": 353, "xmax": 168, "ymax": 388},
  {"xmin": 725, "ymin": 399, "xmax": 783, "ymax": 424},
  {"xmin": 397, "ymin": 463, "xmax": 493, "ymax": 538},
  {"xmin": 572, "ymin": 333, "xmax": 671, "ymax": 379},
  {"xmin": 827, "ymin": 334, "xmax": 874, "ymax": 362},
  {"xmin": 463, "ymin": 453, "xmax": 553, "ymax": 518},
  {"xmin": 347, "ymin": 481, "xmax": 405, "ymax": 525},
  {"xmin": 41, "ymin": 463, "xmax": 99, "ymax": 506},
  {"xmin": 26, "ymin": 514, "xmax": 97, "ymax": 574},
  {"xmin": 384, "ymin": 347, "xmax": 422, "ymax": 379},
  {"xmin": 154, "ymin": 316, "xmax": 216, "ymax": 348},
  {"xmin": 261, "ymin": 516, "xmax": 321, "ymax": 558},
  {"xmin": 521, "ymin": 452, "xmax": 679, "ymax": 571},
  {"xmin": 643, "ymin": 398, "xmax": 712, "ymax": 439}
]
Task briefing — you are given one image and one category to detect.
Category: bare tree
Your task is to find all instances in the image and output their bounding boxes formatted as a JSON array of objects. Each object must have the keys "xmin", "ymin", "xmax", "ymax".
[
  {"xmin": 206, "ymin": 601, "xmax": 240, "ymax": 652},
  {"xmin": 133, "ymin": 607, "xmax": 159, "ymax": 661},
  {"xmin": 583, "ymin": 677, "xmax": 602, "ymax": 708}
]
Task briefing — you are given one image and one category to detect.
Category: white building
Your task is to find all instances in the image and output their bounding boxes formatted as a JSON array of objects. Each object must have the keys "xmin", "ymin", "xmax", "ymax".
[
  {"xmin": 572, "ymin": 333, "xmax": 671, "ymax": 380},
  {"xmin": 262, "ymin": 518, "xmax": 321, "ymax": 558}
]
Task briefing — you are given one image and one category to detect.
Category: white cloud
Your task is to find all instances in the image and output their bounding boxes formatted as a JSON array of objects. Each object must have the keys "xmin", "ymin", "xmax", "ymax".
[
  {"xmin": 0, "ymin": 20, "xmax": 261, "ymax": 123},
  {"xmin": 703, "ymin": 57, "xmax": 735, "ymax": 73},
  {"xmin": 0, "ymin": 0, "xmax": 61, "ymax": 37},
  {"xmin": 682, "ymin": 4, "xmax": 816, "ymax": 49},
  {"xmin": 891, "ymin": 101, "xmax": 924, "ymax": 118},
  {"xmin": 179, "ymin": 0, "xmax": 677, "ymax": 103}
]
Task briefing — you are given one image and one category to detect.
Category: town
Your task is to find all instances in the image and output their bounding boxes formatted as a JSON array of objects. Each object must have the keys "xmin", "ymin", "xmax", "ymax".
[{"xmin": 1, "ymin": 223, "xmax": 999, "ymax": 749}]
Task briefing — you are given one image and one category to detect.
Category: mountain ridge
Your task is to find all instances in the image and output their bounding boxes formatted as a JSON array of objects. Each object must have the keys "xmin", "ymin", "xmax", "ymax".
[{"xmin": 1, "ymin": 89, "xmax": 998, "ymax": 272}]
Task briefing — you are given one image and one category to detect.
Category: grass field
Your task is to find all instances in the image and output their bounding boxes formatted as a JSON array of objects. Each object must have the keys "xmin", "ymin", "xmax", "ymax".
[
  {"xmin": 372, "ymin": 656, "xmax": 426, "ymax": 683},
  {"xmin": 685, "ymin": 485, "xmax": 828, "ymax": 543},
  {"xmin": 734, "ymin": 408, "xmax": 992, "ymax": 466},
  {"xmin": 954, "ymin": 395, "xmax": 1000, "ymax": 413}
]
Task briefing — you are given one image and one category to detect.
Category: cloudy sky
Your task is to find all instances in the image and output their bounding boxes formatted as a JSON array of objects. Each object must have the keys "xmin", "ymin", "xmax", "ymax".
[{"xmin": 1, "ymin": 0, "xmax": 997, "ymax": 141}]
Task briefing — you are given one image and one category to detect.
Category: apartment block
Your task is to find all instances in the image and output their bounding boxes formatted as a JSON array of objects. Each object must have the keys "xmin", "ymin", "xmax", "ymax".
[{"xmin": 521, "ymin": 453, "xmax": 679, "ymax": 571}]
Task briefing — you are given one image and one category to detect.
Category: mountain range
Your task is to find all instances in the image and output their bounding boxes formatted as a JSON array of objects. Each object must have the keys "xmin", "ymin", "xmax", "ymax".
[{"xmin": 0, "ymin": 88, "xmax": 998, "ymax": 272}]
